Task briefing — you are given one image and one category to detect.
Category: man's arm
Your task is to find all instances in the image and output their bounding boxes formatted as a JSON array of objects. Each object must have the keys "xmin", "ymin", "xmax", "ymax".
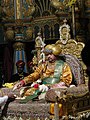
[
  {"xmin": 23, "ymin": 65, "xmax": 43, "ymax": 85},
  {"xmin": 0, "ymin": 96, "xmax": 8, "ymax": 106},
  {"xmin": 62, "ymin": 63, "xmax": 72, "ymax": 86},
  {"xmin": 13, "ymin": 65, "xmax": 44, "ymax": 90}
]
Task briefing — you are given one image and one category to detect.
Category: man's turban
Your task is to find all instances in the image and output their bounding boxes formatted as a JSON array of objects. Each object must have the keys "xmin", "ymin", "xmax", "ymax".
[
  {"xmin": 27, "ymin": 61, "xmax": 33, "ymax": 67},
  {"xmin": 44, "ymin": 44, "xmax": 62, "ymax": 56},
  {"xmin": 16, "ymin": 60, "xmax": 25, "ymax": 67}
]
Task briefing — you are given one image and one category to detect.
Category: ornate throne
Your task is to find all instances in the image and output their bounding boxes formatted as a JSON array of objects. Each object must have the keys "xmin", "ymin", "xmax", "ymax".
[{"xmin": 45, "ymin": 21, "xmax": 90, "ymax": 119}]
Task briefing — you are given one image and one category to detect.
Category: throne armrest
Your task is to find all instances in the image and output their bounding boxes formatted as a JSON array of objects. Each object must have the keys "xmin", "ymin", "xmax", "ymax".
[{"xmin": 45, "ymin": 84, "xmax": 89, "ymax": 102}]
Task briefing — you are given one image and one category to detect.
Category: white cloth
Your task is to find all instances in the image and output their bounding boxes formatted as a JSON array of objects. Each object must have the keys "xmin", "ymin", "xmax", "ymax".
[
  {"xmin": 0, "ymin": 96, "xmax": 8, "ymax": 107},
  {"xmin": 39, "ymin": 84, "xmax": 49, "ymax": 92}
]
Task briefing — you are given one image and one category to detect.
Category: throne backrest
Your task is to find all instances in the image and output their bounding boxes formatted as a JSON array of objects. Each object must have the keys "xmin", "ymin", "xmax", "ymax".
[
  {"xmin": 64, "ymin": 54, "xmax": 85, "ymax": 85},
  {"xmin": 56, "ymin": 39, "xmax": 86, "ymax": 86}
]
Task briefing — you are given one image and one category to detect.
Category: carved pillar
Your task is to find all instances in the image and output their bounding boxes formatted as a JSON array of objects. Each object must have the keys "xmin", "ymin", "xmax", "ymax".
[
  {"xmin": 68, "ymin": 1, "xmax": 86, "ymax": 42},
  {"xmin": 75, "ymin": 6, "xmax": 85, "ymax": 42},
  {"xmin": 87, "ymin": 20, "xmax": 90, "ymax": 39},
  {"xmin": 85, "ymin": 0, "xmax": 90, "ymax": 40},
  {"xmin": 71, "ymin": 4, "xmax": 76, "ymax": 39},
  {"xmin": 85, "ymin": 0, "xmax": 90, "ymax": 17},
  {"xmin": 13, "ymin": 40, "xmax": 27, "ymax": 74},
  {"xmin": 14, "ymin": 0, "xmax": 22, "ymax": 19}
]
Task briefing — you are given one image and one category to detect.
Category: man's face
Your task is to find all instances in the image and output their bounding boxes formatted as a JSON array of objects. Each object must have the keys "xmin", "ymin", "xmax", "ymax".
[
  {"xmin": 47, "ymin": 53, "xmax": 56, "ymax": 62},
  {"xmin": 17, "ymin": 66, "xmax": 24, "ymax": 74}
]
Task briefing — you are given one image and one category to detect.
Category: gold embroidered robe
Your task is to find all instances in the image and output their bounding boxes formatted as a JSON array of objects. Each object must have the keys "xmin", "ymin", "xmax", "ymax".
[{"xmin": 23, "ymin": 61, "xmax": 72, "ymax": 86}]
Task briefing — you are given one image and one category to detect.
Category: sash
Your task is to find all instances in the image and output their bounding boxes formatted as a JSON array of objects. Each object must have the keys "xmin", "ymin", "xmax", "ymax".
[{"xmin": 42, "ymin": 60, "xmax": 64, "ymax": 85}]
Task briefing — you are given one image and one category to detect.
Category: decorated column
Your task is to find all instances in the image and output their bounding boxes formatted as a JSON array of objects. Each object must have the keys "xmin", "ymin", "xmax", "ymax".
[{"xmin": 13, "ymin": 41, "xmax": 27, "ymax": 74}]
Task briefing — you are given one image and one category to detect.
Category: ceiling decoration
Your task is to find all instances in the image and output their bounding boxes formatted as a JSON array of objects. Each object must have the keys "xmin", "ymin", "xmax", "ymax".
[
  {"xmin": 34, "ymin": 0, "xmax": 52, "ymax": 17},
  {"xmin": 0, "ymin": 0, "xmax": 36, "ymax": 20}
]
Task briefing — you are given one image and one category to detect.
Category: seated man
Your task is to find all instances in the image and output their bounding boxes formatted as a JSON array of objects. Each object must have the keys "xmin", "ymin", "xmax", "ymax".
[
  {"xmin": 13, "ymin": 44, "xmax": 75, "ymax": 99},
  {"xmin": 10, "ymin": 60, "xmax": 29, "ymax": 83}
]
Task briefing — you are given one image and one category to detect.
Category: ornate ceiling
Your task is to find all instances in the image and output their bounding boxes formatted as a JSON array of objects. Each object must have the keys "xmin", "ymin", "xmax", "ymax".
[{"xmin": 0, "ymin": 0, "xmax": 90, "ymax": 42}]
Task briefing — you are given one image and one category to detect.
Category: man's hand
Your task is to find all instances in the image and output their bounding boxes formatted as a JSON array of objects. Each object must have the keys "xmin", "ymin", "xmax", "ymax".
[
  {"xmin": 7, "ymin": 93, "xmax": 16, "ymax": 103},
  {"xmin": 13, "ymin": 80, "xmax": 25, "ymax": 91}
]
